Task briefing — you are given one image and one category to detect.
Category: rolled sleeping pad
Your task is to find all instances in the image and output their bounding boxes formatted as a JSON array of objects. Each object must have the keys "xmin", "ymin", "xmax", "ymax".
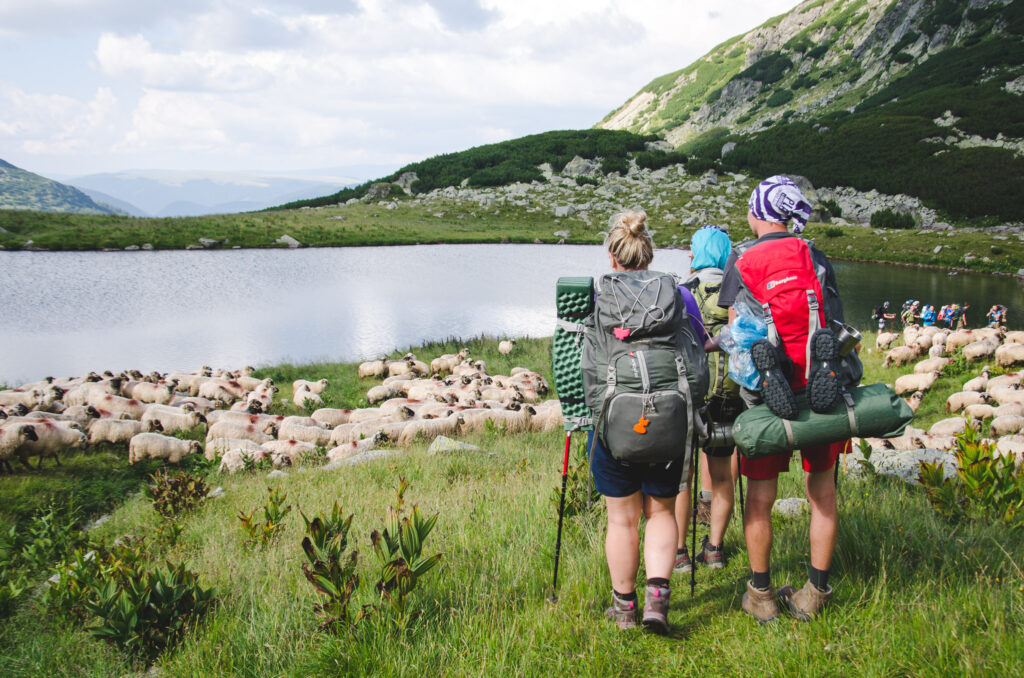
[
  {"xmin": 732, "ymin": 383, "xmax": 914, "ymax": 459},
  {"xmin": 553, "ymin": 277, "xmax": 594, "ymax": 431}
]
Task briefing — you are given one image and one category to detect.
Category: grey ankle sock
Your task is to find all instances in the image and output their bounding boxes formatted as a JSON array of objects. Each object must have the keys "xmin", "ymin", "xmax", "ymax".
[{"xmin": 699, "ymin": 489, "xmax": 713, "ymax": 501}]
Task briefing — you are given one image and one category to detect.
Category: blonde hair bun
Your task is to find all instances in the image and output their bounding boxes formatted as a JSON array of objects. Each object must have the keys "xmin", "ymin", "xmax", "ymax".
[{"xmin": 605, "ymin": 210, "xmax": 654, "ymax": 270}]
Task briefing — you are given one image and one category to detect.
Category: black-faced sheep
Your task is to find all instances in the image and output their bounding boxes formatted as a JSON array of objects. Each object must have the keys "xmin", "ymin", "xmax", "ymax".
[
  {"xmin": 15, "ymin": 419, "xmax": 86, "ymax": 468},
  {"xmin": 945, "ymin": 390, "xmax": 991, "ymax": 413},
  {"xmin": 128, "ymin": 433, "xmax": 200, "ymax": 465},
  {"xmin": 140, "ymin": 408, "xmax": 206, "ymax": 434},
  {"xmin": 0, "ymin": 423, "xmax": 38, "ymax": 472},
  {"xmin": 88, "ymin": 417, "xmax": 161, "ymax": 445},
  {"xmin": 498, "ymin": 339, "xmax": 517, "ymax": 355}
]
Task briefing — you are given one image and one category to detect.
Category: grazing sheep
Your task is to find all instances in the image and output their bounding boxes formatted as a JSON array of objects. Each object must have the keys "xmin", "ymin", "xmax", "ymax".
[
  {"xmin": 276, "ymin": 421, "xmax": 333, "ymax": 447},
  {"xmin": 329, "ymin": 420, "xmax": 407, "ymax": 446},
  {"xmin": 875, "ymin": 332, "xmax": 899, "ymax": 350},
  {"xmin": 962, "ymin": 338, "xmax": 1000, "ymax": 362},
  {"xmin": 367, "ymin": 384, "xmax": 402, "ymax": 404},
  {"xmin": 128, "ymin": 433, "xmax": 202, "ymax": 465},
  {"xmin": 1005, "ymin": 331, "xmax": 1024, "ymax": 345},
  {"xmin": 902, "ymin": 391, "xmax": 925, "ymax": 414},
  {"xmin": 292, "ymin": 386, "xmax": 323, "ymax": 409},
  {"xmin": 396, "ymin": 414, "xmax": 463, "ymax": 447},
  {"xmin": 914, "ymin": 433, "xmax": 957, "ymax": 451},
  {"xmin": 15, "ymin": 419, "xmax": 86, "ymax": 468},
  {"xmin": 429, "ymin": 349, "xmax": 470, "ymax": 376},
  {"xmin": 927, "ymin": 344, "xmax": 946, "ymax": 359},
  {"xmin": 963, "ymin": 403, "xmax": 997, "ymax": 422},
  {"xmin": 928, "ymin": 417, "xmax": 968, "ymax": 437},
  {"xmin": 988, "ymin": 385, "xmax": 1024, "ymax": 407},
  {"xmin": 205, "ymin": 437, "xmax": 261, "ymax": 461},
  {"xmin": 963, "ymin": 368, "xmax": 991, "ymax": 392},
  {"xmin": 358, "ymin": 358, "xmax": 387, "ymax": 379},
  {"xmin": 169, "ymin": 396, "xmax": 216, "ymax": 414},
  {"xmin": 995, "ymin": 343, "xmax": 1024, "ymax": 368},
  {"xmin": 235, "ymin": 376, "xmax": 274, "ymax": 391},
  {"xmin": 0, "ymin": 423, "xmax": 39, "ymax": 472},
  {"xmin": 990, "ymin": 415, "xmax": 1024, "ymax": 437},
  {"xmin": 460, "ymin": 407, "xmax": 534, "ymax": 434},
  {"xmin": 996, "ymin": 435, "xmax": 1024, "ymax": 463},
  {"xmin": 261, "ymin": 439, "xmax": 318, "ymax": 465},
  {"xmin": 205, "ymin": 410, "xmax": 279, "ymax": 435},
  {"xmin": 197, "ymin": 379, "xmax": 246, "ymax": 404},
  {"xmin": 498, "ymin": 339, "xmax": 517, "ymax": 355},
  {"xmin": 944, "ymin": 330, "xmax": 977, "ymax": 353},
  {"xmin": 913, "ymin": 357, "xmax": 951, "ymax": 375},
  {"xmin": 987, "ymin": 372, "xmax": 1023, "ymax": 391},
  {"xmin": 0, "ymin": 389, "xmax": 43, "ymax": 410},
  {"xmin": 311, "ymin": 408, "xmax": 354, "ymax": 427},
  {"xmin": 945, "ymin": 390, "xmax": 990, "ymax": 413},
  {"xmin": 140, "ymin": 408, "xmax": 206, "ymax": 434},
  {"xmin": 894, "ymin": 371, "xmax": 941, "ymax": 396},
  {"xmin": 205, "ymin": 421, "xmax": 273, "ymax": 445},
  {"xmin": 883, "ymin": 426, "xmax": 927, "ymax": 451},
  {"xmin": 326, "ymin": 435, "xmax": 382, "ymax": 463},
  {"xmin": 120, "ymin": 380, "xmax": 175, "ymax": 404},
  {"xmin": 293, "ymin": 378, "xmax": 329, "ymax": 395},
  {"xmin": 86, "ymin": 392, "xmax": 147, "ymax": 420},
  {"xmin": 994, "ymin": 403, "xmax": 1024, "ymax": 418},
  {"xmin": 529, "ymin": 400, "xmax": 564, "ymax": 432},
  {"xmin": 884, "ymin": 345, "xmax": 920, "ymax": 368},
  {"xmin": 88, "ymin": 418, "xmax": 161, "ymax": 445}
]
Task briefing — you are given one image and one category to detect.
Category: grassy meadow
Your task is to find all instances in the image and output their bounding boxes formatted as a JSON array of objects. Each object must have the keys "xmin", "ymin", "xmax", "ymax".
[{"xmin": 1, "ymin": 335, "xmax": 1022, "ymax": 676}]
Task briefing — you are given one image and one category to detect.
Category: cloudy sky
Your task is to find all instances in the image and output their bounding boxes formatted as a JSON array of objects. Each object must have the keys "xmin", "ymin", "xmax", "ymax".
[{"xmin": 0, "ymin": 0, "xmax": 799, "ymax": 179}]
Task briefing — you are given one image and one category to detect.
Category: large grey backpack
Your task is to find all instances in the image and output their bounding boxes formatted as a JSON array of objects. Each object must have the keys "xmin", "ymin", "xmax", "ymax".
[{"xmin": 582, "ymin": 270, "xmax": 709, "ymax": 464}]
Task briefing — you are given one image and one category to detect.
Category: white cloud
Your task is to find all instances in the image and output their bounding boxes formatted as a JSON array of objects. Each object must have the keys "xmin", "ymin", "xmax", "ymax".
[{"xmin": 0, "ymin": 85, "xmax": 118, "ymax": 155}]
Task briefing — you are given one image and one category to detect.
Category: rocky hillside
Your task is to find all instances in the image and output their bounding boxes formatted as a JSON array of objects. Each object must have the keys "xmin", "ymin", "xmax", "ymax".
[
  {"xmin": 598, "ymin": 0, "xmax": 1024, "ymax": 223},
  {"xmin": 0, "ymin": 159, "xmax": 120, "ymax": 215}
]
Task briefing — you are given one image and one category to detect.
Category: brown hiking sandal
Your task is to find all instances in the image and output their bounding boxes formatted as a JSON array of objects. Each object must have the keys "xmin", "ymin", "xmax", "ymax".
[
  {"xmin": 777, "ymin": 580, "xmax": 833, "ymax": 621},
  {"xmin": 742, "ymin": 580, "xmax": 779, "ymax": 624},
  {"xmin": 604, "ymin": 591, "xmax": 639, "ymax": 630},
  {"xmin": 696, "ymin": 496, "xmax": 712, "ymax": 526},
  {"xmin": 642, "ymin": 584, "xmax": 671, "ymax": 634}
]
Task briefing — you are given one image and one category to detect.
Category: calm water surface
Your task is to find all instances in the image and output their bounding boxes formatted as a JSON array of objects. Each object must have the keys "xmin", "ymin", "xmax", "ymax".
[{"xmin": 1, "ymin": 244, "xmax": 1021, "ymax": 385}]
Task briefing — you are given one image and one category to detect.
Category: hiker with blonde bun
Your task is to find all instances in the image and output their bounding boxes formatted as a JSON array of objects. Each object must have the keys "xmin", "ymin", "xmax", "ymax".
[{"xmin": 585, "ymin": 210, "xmax": 707, "ymax": 633}]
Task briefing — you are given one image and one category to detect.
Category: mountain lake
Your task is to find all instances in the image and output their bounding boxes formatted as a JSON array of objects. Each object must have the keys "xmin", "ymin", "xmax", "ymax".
[{"xmin": 1, "ymin": 244, "xmax": 1021, "ymax": 385}]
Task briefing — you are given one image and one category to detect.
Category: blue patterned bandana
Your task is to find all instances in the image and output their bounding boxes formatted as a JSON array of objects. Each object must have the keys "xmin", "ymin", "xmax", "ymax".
[{"xmin": 748, "ymin": 175, "xmax": 812, "ymax": 234}]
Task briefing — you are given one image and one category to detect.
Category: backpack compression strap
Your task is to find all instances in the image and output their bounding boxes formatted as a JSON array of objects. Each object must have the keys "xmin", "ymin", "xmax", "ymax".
[{"xmin": 760, "ymin": 288, "xmax": 821, "ymax": 381}]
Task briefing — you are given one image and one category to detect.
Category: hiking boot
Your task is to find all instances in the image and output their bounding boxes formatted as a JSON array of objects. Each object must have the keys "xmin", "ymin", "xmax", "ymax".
[
  {"xmin": 807, "ymin": 328, "xmax": 842, "ymax": 414},
  {"xmin": 750, "ymin": 339, "xmax": 798, "ymax": 420},
  {"xmin": 673, "ymin": 548, "xmax": 692, "ymax": 574},
  {"xmin": 777, "ymin": 580, "xmax": 833, "ymax": 621},
  {"xmin": 742, "ymin": 580, "xmax": 779, "ymax": 624},
  {"xmin": 695, "ymin": 496, "xmax": 712, "ymax": 526},
  {"xmin": 642, "ymin": 584, "xmax": 670, "ymax": 634},
  {"xmin": 604, "ymin": 591, "xmax": 639, "ymax": 630},
  {"xmin": 694, "ymin": 535, "xmax": 725, "ymax": 570}
]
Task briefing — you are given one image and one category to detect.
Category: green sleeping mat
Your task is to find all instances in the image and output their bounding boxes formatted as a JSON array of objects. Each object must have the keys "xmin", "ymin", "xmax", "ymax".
[
  {"xmin": 553, "ymin": 277, "xmax": 594, "ymax": 431},
  {"xmin": 732, "ymin": 383, "xmax": 914, "ymax": 459}
]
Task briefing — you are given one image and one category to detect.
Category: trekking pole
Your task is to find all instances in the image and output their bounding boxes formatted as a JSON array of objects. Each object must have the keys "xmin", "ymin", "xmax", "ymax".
[
  {"xmin": 690, "ymin": 437, "xmax": 699, "ymax": 599},
  {"xmin": 738, "ymin": 471, "xmax": 745, "ymax": 520},
  {"xmin": 550, "ymin": 429, "xmax": 573, "ymax": 603}
]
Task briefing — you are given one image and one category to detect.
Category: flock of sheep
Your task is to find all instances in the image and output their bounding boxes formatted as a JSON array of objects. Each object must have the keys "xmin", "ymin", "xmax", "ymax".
[
  {"xmin": 864, "ymin": 325, "xmax": 1024, "ymax": 459},
  {"xmin": 0, "ymin": 347, "xmax": 564, "ymax": 475}
]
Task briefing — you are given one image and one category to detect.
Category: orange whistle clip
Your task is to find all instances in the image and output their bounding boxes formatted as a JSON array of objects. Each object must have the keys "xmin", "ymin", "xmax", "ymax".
[{"xmin": 633, "ymin": 416, "xmax": 650, "ymax": 434}]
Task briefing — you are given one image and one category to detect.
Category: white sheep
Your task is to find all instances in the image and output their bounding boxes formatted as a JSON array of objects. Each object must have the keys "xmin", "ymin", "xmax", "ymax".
[
  {"xmin": 0, "ymin": 389, "xmax": 43, "ymax": 410},
  {"xmin": 963, "ymin": 403, "xmax": 997, "ymax": 422},
  {"xmin": 1004, "ymin": 331, "xmax": 1024, "ymax": 345},
  {"xmin": 311, "ymin": 408, "xmax": 354, "ymax": 427},
  {"xmin": 884, "ymin": 345, "xmax": 920, "ymax": 368},
  {"xmin": 293, "ymin": 378, "xmax": 329, "ymax": 395},
  {"xmin": 87, "ymin": 418, "xmax": 161, "ymax": 445},
  {"xmin": 292, "ymin": 386, "xmax": 323, "ymax": 409},
  {"xmin": 396, "ymin": 414, "xmax": 463, "ymax": 447},
  {"xmin": 962, "ymin": 338, "xmax": 1000, "ymax": 362},
  {"xmin": 329, "ymin": 420, "xmax": 408, "ymax": 446},
  {"xmin": 140, "ymin": 408, "xmax": 206, "ymax": 434},
  {"xmin": 261, "ymin": 439, "xmax": 318, "ymax": 465},
  {"xmin": 902, "ymin": 391, "xmax": 925, "ymax": 414},
  {"xmin": 987, "ymin": 372, "xmax": 1023, "ymax": 391},
  {"xmin": 875, "ymin": 332, "xmax": 899, "ymax": 350},
  {"xmin": 358, "ymin": 358, "xmax": 388, "ymax": 379},
  {"xmin": 120, "ymin": 381, "xmax": 175, "ymax": 404},
  {"xmin": 944, "ymin": 330, "xmax": 977, "ymax": 353},
  {"xmin": 15, "ymin": 419, "xmax": 86, "ymax": 468},
  {"xmin": 205, "ymin": 410, "xmax": 279, "ymax": 435},
  {"xmin": 927, "ymin": 344, "xmax": 946, "ymax": 359},
  {"xmin": 276, "ymin": 421, "xmax": 332, "ymax": 447},
  {"xmin": 988, "ymin": 385, "xmax": 1024, "ymax": 407},
  {"xmin": 129, "ymin": 433, "xmax": 202, "ymax": 465},
  {"xmin": 85, "ymin": 392, "xmax": 147, "ymax": 420},
  {"xmin": 326, "ymin": 436, "xmax": 382, "ymax": 463},
  {"xmin": 0, "ymin": 422, "xmax": 39, "ymax": 472},
  {"xmin": 928, "ymin": 417, "xmax": 968, "ymax": 437},
  {"xmin": 913, "ymin": 357, "xmax": 951, "ymax": 375},
  {"xmin": 990, "ymin": 415, "xmax": 1024, "ymax": 437},
  {"xmin": 460, "ymin": 407, "xmax": 534, "ymax": 434},
  {"xmin": 205, "ymin": 421, "xmax": 273, "ymax": 445},
  {"xmin": 205, "ymin": 437, "xmax": 262, "ymax": 461},
  {"xmin": 235, "ymin": 375, "xmax": 274, "ymax": 391},
  {"xmin": 530, "ymin": 400, "xmax": 564, "ymax": 432},
  {"xmin": 894, "ymin": 371, "xmax": 940, "ymax": 396},
  {"xmin": 995, "ymin": 343, "xmax": 1024, "ymax": 368},
  {"xmin": 962, "ymin": 368, "xmax": 991, "ymax": 392},
  {"xmin": 367, "ymin": 384, "xmax": 402, "ymax": 404},
  {"xmin": 994, "ymin": 403, "xmax": 1024, "ymax": 418},
  {"xmin": 498, "ymin": 339, "xmax": 517, "ymax": 355},
  {"xmin": 197, "ymin": 379, "xmax": 245, "ymax": 404},
  {"xmin": 169, "ymin": 396, "xmax": 216, "ymax": 414},
  {"xmin": 945, "ymin": 390, "xmax": 990, "ymax": 413},
  {"xmin": 995, "ymin": 435, "xmax": 1024, "ymax": 463}
]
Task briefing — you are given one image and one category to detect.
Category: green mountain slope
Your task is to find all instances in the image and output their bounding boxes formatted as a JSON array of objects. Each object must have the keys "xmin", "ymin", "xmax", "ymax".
[
  {"xmin": 0, "ymin": 159, "xmax": 119, "ymax": 215},
  {"xmin": 598, "ymin": 0, "xmax": 1024, "ymax": 222}
]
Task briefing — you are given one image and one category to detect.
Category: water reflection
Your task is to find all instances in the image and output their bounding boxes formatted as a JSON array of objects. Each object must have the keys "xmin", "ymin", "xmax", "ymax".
[{"xmin": 0, "ymin": 245, "xmax": 1020, "ymax": 385}]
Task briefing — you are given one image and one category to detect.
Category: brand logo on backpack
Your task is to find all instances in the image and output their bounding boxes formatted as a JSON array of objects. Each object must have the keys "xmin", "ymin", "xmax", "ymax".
[{"xmin": 766, "ymin": 275, "xmax": 798, "ymax": 291}]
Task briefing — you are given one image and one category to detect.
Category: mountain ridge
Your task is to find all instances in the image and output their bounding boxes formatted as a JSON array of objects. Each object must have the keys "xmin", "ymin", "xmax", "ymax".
[{"xmin": 0, "ymin": 159, "xmax": 119, "ymax": 215}]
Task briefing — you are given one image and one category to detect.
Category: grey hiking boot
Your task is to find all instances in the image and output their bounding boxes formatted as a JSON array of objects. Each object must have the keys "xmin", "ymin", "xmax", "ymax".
[
  {"xmin": 694, "ymin": 536, "xmax": 725, "ymax": 570},
  {"xmin": 742, "ymin": 580, "xmax": 779, "ymax": 624},
  {"xmin": 604, "ymin": 591, "xmax": 639, "ymax": 630},
  {"xmin": 777, "ymin": 580, "xmax": 833, "ymax": 621},
  {"xmin": 642, "ymin": 584, "xmax": 670, "ymax": 634},
  {"xmin": 673, "ymin": 548, "xmax": 692, "ymax": 574}
]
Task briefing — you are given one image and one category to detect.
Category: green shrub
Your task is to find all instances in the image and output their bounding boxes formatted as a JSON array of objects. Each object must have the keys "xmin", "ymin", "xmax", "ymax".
[
  {"xmin": 300, "ymin": 502, "xmax": 363, "ymax": 631},
  {"xmin": 821, "ymin": 198, "xmax": 843, "ymax": 218},
  {"xmin": 734, "ymin": 52, "xmax": 793, "ymax": 85},
  {"xmin": 599, "ymin": 156, "xmax": 629, "ymax": 176},
  {"xmin": 871, "ymin": 208, "xmax": 915, "ymax": 229},
  {"xmin": 147, "ymin": 469, "xmax": 208, "ymax": 520},
  {"xmin": 685, "ymin": 157, "xmax": 717, "ymax": 174},
  {"xmin": 369, "ymin": 478, "xmax": 442, "ymax": 628},
  {"xmin": 824, "ymin": 226, "xmax": 844, "ymax": 238},
  {"xmin": 918, "ymin": 424, "xmax": 1024, "ymax": 530},
  {"xmin": 894, "ymin": 51, "xmax": 914, "ymax": 64},
  {"xmin": 634, "ymin": 150, "xmax": 688, "ymax": 171},
  {"xmin": 574, "ymin": 175, "xmax": 598, "ymax": 187},
  {"xmin": 239, "ymin": 486, "xmax": 292, "ymax": 547}
]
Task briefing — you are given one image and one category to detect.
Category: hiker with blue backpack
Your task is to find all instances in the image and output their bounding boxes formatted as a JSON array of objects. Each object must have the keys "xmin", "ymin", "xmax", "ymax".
[
  {"xmin": 675, "ymin": 224, "xmax": 742, "ymax": 574},
  {"xmin": 581, "ymin": 210, "xmax": 709, "ymax": 633},
  {"xmin": 717, "ymin": 176, "xmax": 855, "ymax": 623}
]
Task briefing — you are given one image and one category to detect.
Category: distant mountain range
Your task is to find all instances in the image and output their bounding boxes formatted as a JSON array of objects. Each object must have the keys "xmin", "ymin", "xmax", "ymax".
[{"xmin": 0, "ymin": 159, "xmax": 119, "ymax": 215}]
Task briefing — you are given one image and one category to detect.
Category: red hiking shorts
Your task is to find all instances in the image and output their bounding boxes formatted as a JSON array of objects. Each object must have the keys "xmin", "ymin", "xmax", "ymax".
[{"xmin": 740, "ymin": 439, "xmax": 850, "ymax": 480}]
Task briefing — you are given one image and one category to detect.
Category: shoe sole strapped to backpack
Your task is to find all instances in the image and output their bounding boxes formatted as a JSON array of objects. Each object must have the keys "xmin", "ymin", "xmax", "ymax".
[
  {"xmin": 750, "ymin": 339, "xmax": 798, "ymax": 420},
  {"xmin": 807, "ymin": 329, "xmax": 842, "ymax": 414}
]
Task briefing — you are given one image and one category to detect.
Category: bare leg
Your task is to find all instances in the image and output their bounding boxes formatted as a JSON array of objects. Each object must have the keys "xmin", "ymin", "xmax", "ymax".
[
  {"xmin": 707, "ymin": 453, "xmax": 735, "ymax": 546},
  {"xmin": 743, "ymin": 477, "xmax": 778, "ymax": 574},
  {"xmin": 605, "ymin": 493, "xmax": 643, "ymax": 593},
  {"xmin": 805, "ymin": 469, "xmax": 838, "ymax": 571},
  {"xmin": 643, "ymin": 494, "xmax": 679, "ymax": 580}
]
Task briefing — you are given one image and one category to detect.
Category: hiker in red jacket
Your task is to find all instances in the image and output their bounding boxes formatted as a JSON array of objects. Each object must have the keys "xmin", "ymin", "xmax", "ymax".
[{"xmin": 718, "ymin": 175, "xmax": 847, "ymax": 623}]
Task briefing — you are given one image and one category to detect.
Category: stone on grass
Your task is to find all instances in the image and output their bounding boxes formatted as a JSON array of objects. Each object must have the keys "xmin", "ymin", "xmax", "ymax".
[
  {"xmin": 428, "ymin": 436, "xmax": 482, "ymax": 455},
  {"xmin": 773, "ymin": 497, "xmax": 809, "ymax": 518},
  {"xmin": 207, "ymin": 486, "xmax": 226, "ymax": 499},
  {"xmin": 276, "ymin": 234, "xmax": 301, "ymax": 248},
  {"xmin": 267, "ymin": 470, "xmax": 288, "ymax": 480}
]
